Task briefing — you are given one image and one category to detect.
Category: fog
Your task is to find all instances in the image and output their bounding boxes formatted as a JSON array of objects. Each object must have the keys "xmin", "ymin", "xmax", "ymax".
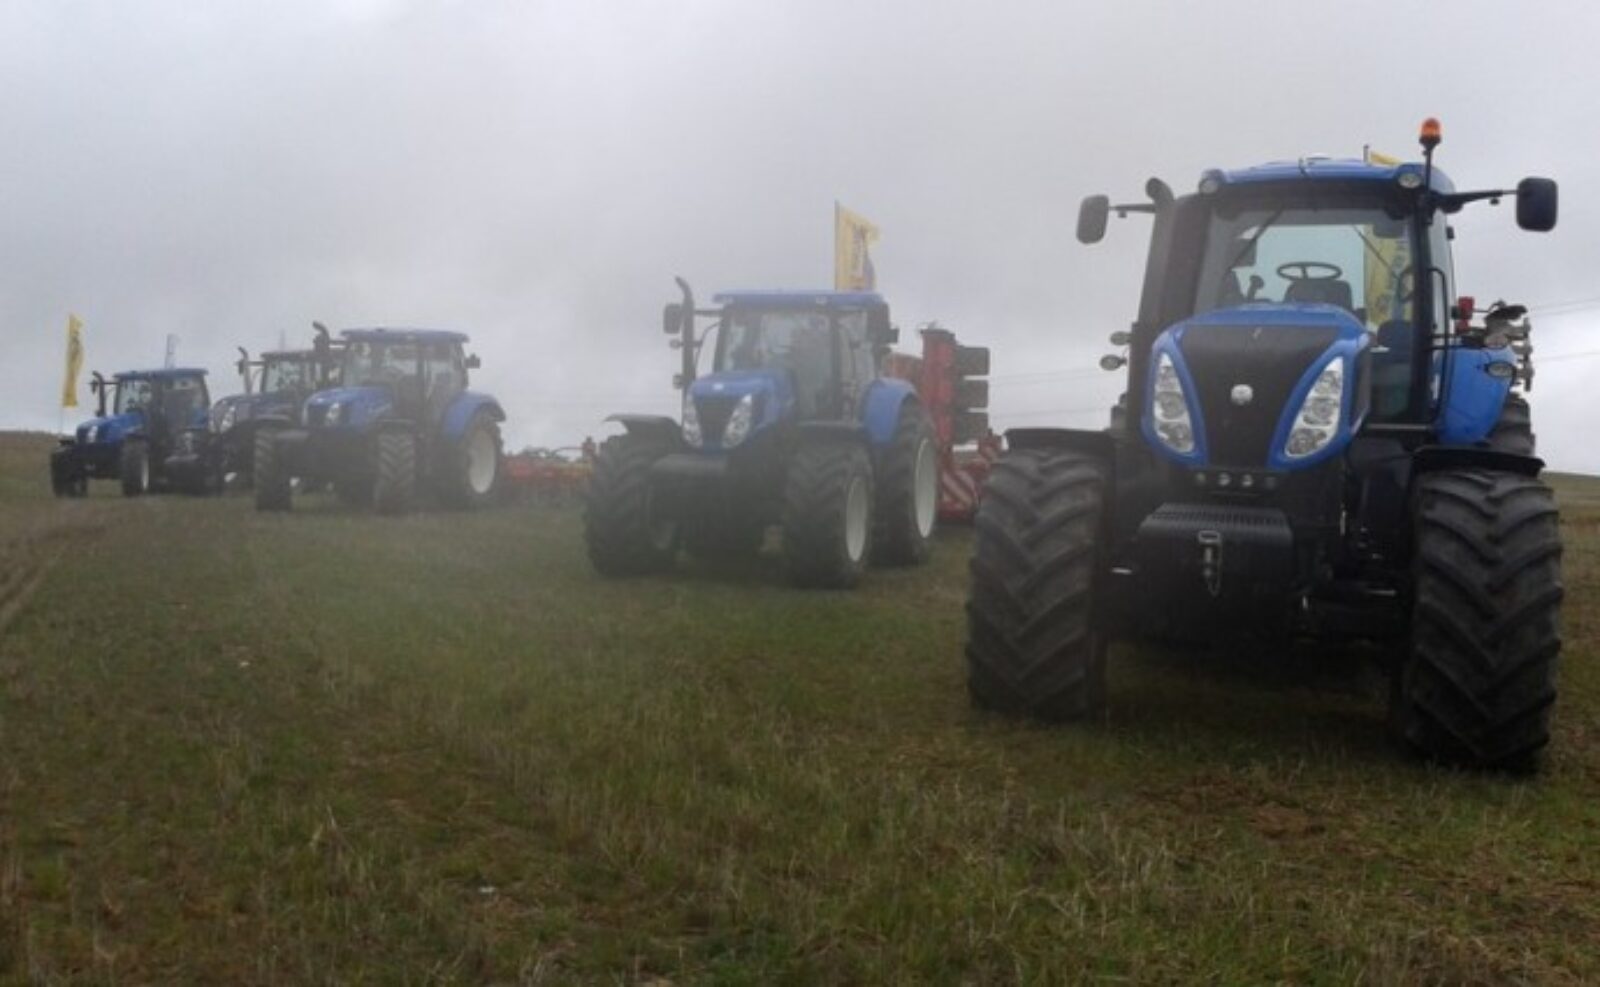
[{"xmin": 3, "ymin": 0, "xmax": 1597, "ymax": 469}]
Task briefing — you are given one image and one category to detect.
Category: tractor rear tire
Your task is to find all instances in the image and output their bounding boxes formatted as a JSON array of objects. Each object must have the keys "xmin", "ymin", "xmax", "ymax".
[
  {"xmin": 442, "ymin": 413, "xmax": 502, "ymax": 509},
  {"xmin": 585, "ymin": 433, "xmax": 679, "ymax": 576},
  {"xmin": 1392, "ymin": 469, "xmax": 1563, "ymax": 772},
  {"xmin": 966, "ymin": 449, "xmax": 1108, "ymax": 721},
  {"xmin": 782, "ymin": 441, "xmax": 874, "ymax": 589},
  {"xmin": 373, "ymin": 430, "xmax": 418, "ymax": 516},
  {"xmin": 873, "ymin": 403, "xmax": 938, "ymax": 566},
  {"xmin": 120, "ymin": 440, "xmax": 150, "ymax": 498},
  {"xmin": 254, "ymin": 425, "xmax": 292, "ymax": 512},
  {"xmin": 1486, "ymin": 394, "xmax": 1535, "ymax": 456}
]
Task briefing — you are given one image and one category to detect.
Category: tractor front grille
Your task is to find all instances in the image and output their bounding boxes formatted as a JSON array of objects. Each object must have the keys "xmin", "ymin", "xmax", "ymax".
[{"xmin": 1180, "ymin": 324, "xmax": 1338, "ymax": 466}]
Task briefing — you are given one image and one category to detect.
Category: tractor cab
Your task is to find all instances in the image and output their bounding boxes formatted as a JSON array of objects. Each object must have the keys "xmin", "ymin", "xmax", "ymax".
[
  {"xmin": 302, "ymin": 328, "xmax": 480, "ymax": 432},
  {"xmin": 668, "ymin": 288, "xmax": 894, "ymax": 452}
]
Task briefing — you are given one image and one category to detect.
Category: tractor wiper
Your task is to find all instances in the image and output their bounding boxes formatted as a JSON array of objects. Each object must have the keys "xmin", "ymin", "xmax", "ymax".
[{"xmin": 1222, "ymin": 208, "xmax": 1284, "ymax": 283}]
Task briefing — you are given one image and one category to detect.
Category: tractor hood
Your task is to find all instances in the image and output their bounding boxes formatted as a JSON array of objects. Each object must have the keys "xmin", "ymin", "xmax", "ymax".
[
  {"xmin": 1146, "ymin": 303, "xmax": 1368, "ymax": 470},
  {"xmin": 685, "ymin": 370, "xmax": 792, "ymax": 449},
  {"xmin": 210, "ymin": 391, "xmax": 299, "ymax": 432},
  {"xmin": 75, "ymin": 411, "xmax": 142, "ymax": 445},
  {"xmin": 303, "ymin": 385, "xmax": 394, "ymax": 430}
]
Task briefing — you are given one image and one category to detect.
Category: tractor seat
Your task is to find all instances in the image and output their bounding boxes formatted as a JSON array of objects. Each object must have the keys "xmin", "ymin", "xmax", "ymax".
[{"xmin": 1285, "ymin": 277, "xmax": 1354, "ymax": 311}]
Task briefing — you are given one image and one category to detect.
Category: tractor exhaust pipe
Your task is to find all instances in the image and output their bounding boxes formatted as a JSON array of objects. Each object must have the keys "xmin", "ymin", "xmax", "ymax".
[
  {"xmin": 671, "ymin": 276, "xmax": 697, "ymax": 391},
  {"xmin": 90, "ymin": 371, "xmax": 107, "ymax": 418},
  {"xmin": 237, "ymin": 347, "xmax": 252, "ymax": 394}
]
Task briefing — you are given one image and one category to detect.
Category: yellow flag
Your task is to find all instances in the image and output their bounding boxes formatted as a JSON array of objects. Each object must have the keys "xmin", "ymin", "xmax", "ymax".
[
  {"xmin": 61, "ymin": 314, "xmax": 84, "ymax": 408},
  {"xmin": 834, "ymin": 203, "xmax": 879, "ymax": 291}
]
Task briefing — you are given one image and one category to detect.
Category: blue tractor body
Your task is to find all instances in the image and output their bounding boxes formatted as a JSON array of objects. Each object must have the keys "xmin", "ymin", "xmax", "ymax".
[
  {"xmin": 586, "ymin": 282, "xmax": 944, "ymax": 588},
  {"xmin": 52, "ymin": 368, "xmax": 211, "ymax": 496},
  {"xmin": 254, "ymin": 328, "xmax": 507, "ymax": 514},
  {"xmin": 966, "ymin": 125, "xmax": 1565, "ymax": 770}
]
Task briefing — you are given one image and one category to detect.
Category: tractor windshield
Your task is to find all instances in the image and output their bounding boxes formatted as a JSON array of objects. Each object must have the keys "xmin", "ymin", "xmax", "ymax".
[
  {"xmin": 719, "ymin": 308, "xmax": 837, "ymax": 417},
  {"xmin": 114, "ymin": 379, "xmax": 154, "ymax": 415},
  {"xmin": 343, "ymin": 341, "xmax": 420, "ymax": 387},
  {"xmin": 261, "ymin": 358, "xmax": 310, "ymax": 393},
  {"xmin": 1193, "ymin": 204, "xmax": 1417, "ymax": 332}
]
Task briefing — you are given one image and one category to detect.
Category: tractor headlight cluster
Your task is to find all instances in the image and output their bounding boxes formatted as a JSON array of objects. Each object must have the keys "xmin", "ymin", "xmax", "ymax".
[
  {"xmin": 1150, "ymin": 352, "xmax": 1196, "ymax": 454},
  {"xmin": 1284, "ymin": 357, "xmax": 1345, "ymax": 460},
  {"xmin": 681, "ymin": 394, "xmax": 702, "ymax": 448},
  {"xmin": 722, "ymin": 394, "xmax": 755, "ymax": 448},
  {"xmin": 322, "ymin": 401, "xmax": 344, "ymax": 426},
  {"xmin": 216, "ymin": 404, "xmax": 237, "ymax": 433},
  {"xmin": 85, "ymin": 424, "xmax": 100, "ymax": 444}
]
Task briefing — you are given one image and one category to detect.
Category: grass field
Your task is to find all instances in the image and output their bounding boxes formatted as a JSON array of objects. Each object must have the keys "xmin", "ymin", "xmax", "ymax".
[{"xmin": 2, "ymin": 431, "xmax": 1598, "ymax": 984}]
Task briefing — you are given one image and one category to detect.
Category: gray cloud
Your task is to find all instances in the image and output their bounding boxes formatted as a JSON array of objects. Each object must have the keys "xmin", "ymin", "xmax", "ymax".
[{"xmin": 4, "ymin": 0, "xmax": 1597, "ymax": 468}]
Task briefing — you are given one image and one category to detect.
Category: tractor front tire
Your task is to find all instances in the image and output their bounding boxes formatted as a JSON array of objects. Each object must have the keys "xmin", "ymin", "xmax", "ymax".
[
  {"xmin": 372, "ymin": 429, "xmax": 418, "ymax": 516},
  {"xmin": 966, "ymin": 449, "xmax": 1108, "ymax": 721},
  {"xmin": 585, "ymin": 433, "xmax": 679, "ymax": 576},
  {"xmin": 120, "ymin": 440, "xmax": 151, "ymax": 498},
  {"xmin": 1392, "ymin": 469, "xmax": 1563, "ymax": 772},
  {"xmin": 50, "ymin": 450, "xmax": 85, "ymax": 498},
  {"xmin": 254, "ymin": 425, "xmax": 292, "ymax": 512},
  {"xmin": 873, "ymin": 403, "xmax": 938, "ymax": 566},
  {"xmin": 1486, "ymin": 394, "xmax": 1535, "ymax": 456},
  {"xmin": 782, "ymin": 441, "xmax": 874, "ymax": 589},
  {"xmin": 442, "ymin": 412, "xmax": 503, "ymax": 509}
]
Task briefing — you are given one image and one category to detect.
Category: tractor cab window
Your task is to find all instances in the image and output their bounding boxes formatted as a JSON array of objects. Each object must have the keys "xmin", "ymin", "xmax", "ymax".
[
  {"xmin": 344, "ymin": 341, "xmax": 421, "ymax": 387},
  {"xmin": 424, "ymin": 343, "xmax": 464, "ymax": 397},
  {"xmin": 721, "ymin": 308, "xmax": 836, "ymax": 417},
  {"xmin": 1194, "ymin": 205, "xmax": 1416, "ymax": 332},
  {"xmin": 261, "ymin": 359, "xmax": 308, "ymax": 393},
  {"xmin": 114, "ymin": 378, "xmax": 154, "ymax": 415},
  {"xmin": 160, "ymin": 376, "xmax": 208, "ymax": 428},
  {"xmin": 837, "ymin": 310, "xmax": 877, "ymax": 389}
]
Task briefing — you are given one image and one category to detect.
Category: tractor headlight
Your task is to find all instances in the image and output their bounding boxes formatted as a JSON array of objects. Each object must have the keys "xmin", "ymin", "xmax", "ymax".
[
  {"xmin": 1284, "ymin": 357, "xmax": 1345, "ymax": 460},
  {"xmin": 217, "ymin": 405, "xmax": 236, "ymax": 433},
  {"xmin": 722, "ymin": 394, "xmax": 755, "ymax": 448},
  {"xmin": 1150, "ymin": 352, "xmax": 1196, "ymax": 454},
  {"xmin": 681, "ymin": 394, "xmax": 702, "ymax": 448},
  {"xmin": 85, "ymin": 424, "xmax": 100, "ymax": 443},
  {"xmin": 322, "ymin": 401, "xmax": 343, "ymax": 426}
]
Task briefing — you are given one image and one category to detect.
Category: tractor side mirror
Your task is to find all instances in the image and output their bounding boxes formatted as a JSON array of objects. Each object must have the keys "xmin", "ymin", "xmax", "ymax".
[
  {"xmin": 1515, "ymin": 177, "xmax": 1558, "ymax": 232},
  {"xmin": 867, "ymin": 307, "xmax": 895, "ymax": 345},
  {"xmin": 663, "ymin": 302, "xmax": 686, "ymax": 335},
  {"xmin": 1077, "ymin": 195, "xmax": 1110, "ymax": 244},
  {"xmin": 465, "ymin": 353, "xmax": 481, "ymax": 370}
]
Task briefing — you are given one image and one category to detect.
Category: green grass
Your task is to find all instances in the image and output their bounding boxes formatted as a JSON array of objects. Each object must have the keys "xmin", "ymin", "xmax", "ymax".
[{"xmin": 2, "ymin": 431, "xmax": 1598, "ymax": 983}]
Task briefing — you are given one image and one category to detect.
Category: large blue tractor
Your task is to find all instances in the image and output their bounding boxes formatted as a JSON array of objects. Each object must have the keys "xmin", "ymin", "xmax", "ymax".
[
  {"xmin": 165, "ymin": 327, "xmax": 344, "ymax": 492},
  {"xmin": 965, "ymin": 120, "xmax": 1564, "ymax": 771},
  {"xmin": 585, "ymin": 280, "xmax": 940, "ymax": 588},
  {"xmin": 252, "ymin": 328, "xmax": 506, "ymax": 514},
  {"xmin": 51, "ymin": 368, "xmax": 212, "ymax": 497}
]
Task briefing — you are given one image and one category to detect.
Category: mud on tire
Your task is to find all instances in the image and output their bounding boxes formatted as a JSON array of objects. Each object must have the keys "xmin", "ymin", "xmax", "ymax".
[
  {"xmin": 585, "ymin": 433, "xmax": 678, "ymax": 576},
  {"xmin": 1392, "ymin": 469, "xmax": 1563, "ymax": 772},
  {"xmin": 873, "ymin": 402, "xmax": 938, "ymax": 566},
  {"xmin": 966, "ymin": 449, "xmax": 1108, "ymax": 720}
]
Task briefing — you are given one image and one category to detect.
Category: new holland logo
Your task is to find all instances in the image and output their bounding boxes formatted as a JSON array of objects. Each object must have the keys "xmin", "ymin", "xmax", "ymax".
[{"xmin": 1230, "ymin": 384, "xmax": 1254, "ymax": 406}]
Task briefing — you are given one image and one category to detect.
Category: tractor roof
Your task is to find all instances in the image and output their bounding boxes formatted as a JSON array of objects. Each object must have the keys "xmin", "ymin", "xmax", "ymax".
[
  {"xmin": 1207, "ymin": 158, "xmax": 1456, "ymax": 194},
  {"xmin": 260, "ymin": 349, "xmax": 321, "ymax": 360},
  {"xmin": 712, "ymin": 290, "xmax": 886, "ymax": 309},
  {"xmin": 114, "ymin": 368, "xmax": 207, "ymax": 381},
  {"xmin": 339, "ymin": 328, "xmax": 469, "ymax": 345}
]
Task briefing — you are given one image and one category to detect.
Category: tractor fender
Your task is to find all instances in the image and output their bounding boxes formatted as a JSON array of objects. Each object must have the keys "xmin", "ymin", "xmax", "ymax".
[
  {"xmin": 859, "ymin": 378, "xmax": 918, "ymax": 447},
  {"xmin": 441, "ymin": 392, "xmax": 505, "ymax": 441},
  {"xmin": 1411, "ymin": 445, "xmax": 1543, "ymax": 480},
  {"xmin": 606, "ymin": 414, "xmax": 681, "ymax": 446}
]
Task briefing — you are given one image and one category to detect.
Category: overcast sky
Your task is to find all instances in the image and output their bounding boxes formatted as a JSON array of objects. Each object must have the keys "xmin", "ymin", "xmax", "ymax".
[{"xmin": 3, "ymin": 0, "xmax": 1597, "ymax": 469}]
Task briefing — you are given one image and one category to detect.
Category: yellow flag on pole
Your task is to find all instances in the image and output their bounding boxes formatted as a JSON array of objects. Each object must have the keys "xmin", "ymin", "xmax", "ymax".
[
  {"xmin": 61, "ymin": 314, "xmax": 84, "ymax": 408},
  {"xmin": 834, "ymin": 202, "xmax": 879, "ymax": 291}
]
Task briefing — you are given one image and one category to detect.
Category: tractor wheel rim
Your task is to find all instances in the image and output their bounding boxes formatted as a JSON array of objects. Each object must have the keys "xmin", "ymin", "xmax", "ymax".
[
  {"xmin": 466, "ymin": 429, "xmax": 497, "ymax": 495},
  {"xmin": 139, "ymin": 455, "xmax": 149, "ymax": 490},
  {"xmin": 845, "ymin": 474, "xmax": 868, "ymax": 563},
  {"xmin": 912, "ymin": 437, "xmax": 936, "ymax": 538}
]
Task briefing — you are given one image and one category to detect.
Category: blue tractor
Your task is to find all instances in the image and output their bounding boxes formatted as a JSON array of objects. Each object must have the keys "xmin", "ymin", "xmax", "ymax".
[
  {"xmin": 51, "ymin": 368, "xmax": 212, "ymax": 497},
  {"xmin": 585, "ymin": 280, "xmax": 941, "ymax": 588},
  {"xmin": 965, "ymin": 120, "xmax": 1563, "ymax": 771},
  {"xmin": 252, "ymin": 327, "xmax": 506, "ymax": 514},
  {"xmin": 165, "ymin": 327, "xmax": 344, "ymax": 492}
]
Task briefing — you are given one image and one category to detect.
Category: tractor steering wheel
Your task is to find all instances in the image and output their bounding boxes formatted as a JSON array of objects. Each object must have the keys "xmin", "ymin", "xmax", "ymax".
[{"xmin": 1277, "ymin": 261, "xmax": 1343, "ymax": 283}]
